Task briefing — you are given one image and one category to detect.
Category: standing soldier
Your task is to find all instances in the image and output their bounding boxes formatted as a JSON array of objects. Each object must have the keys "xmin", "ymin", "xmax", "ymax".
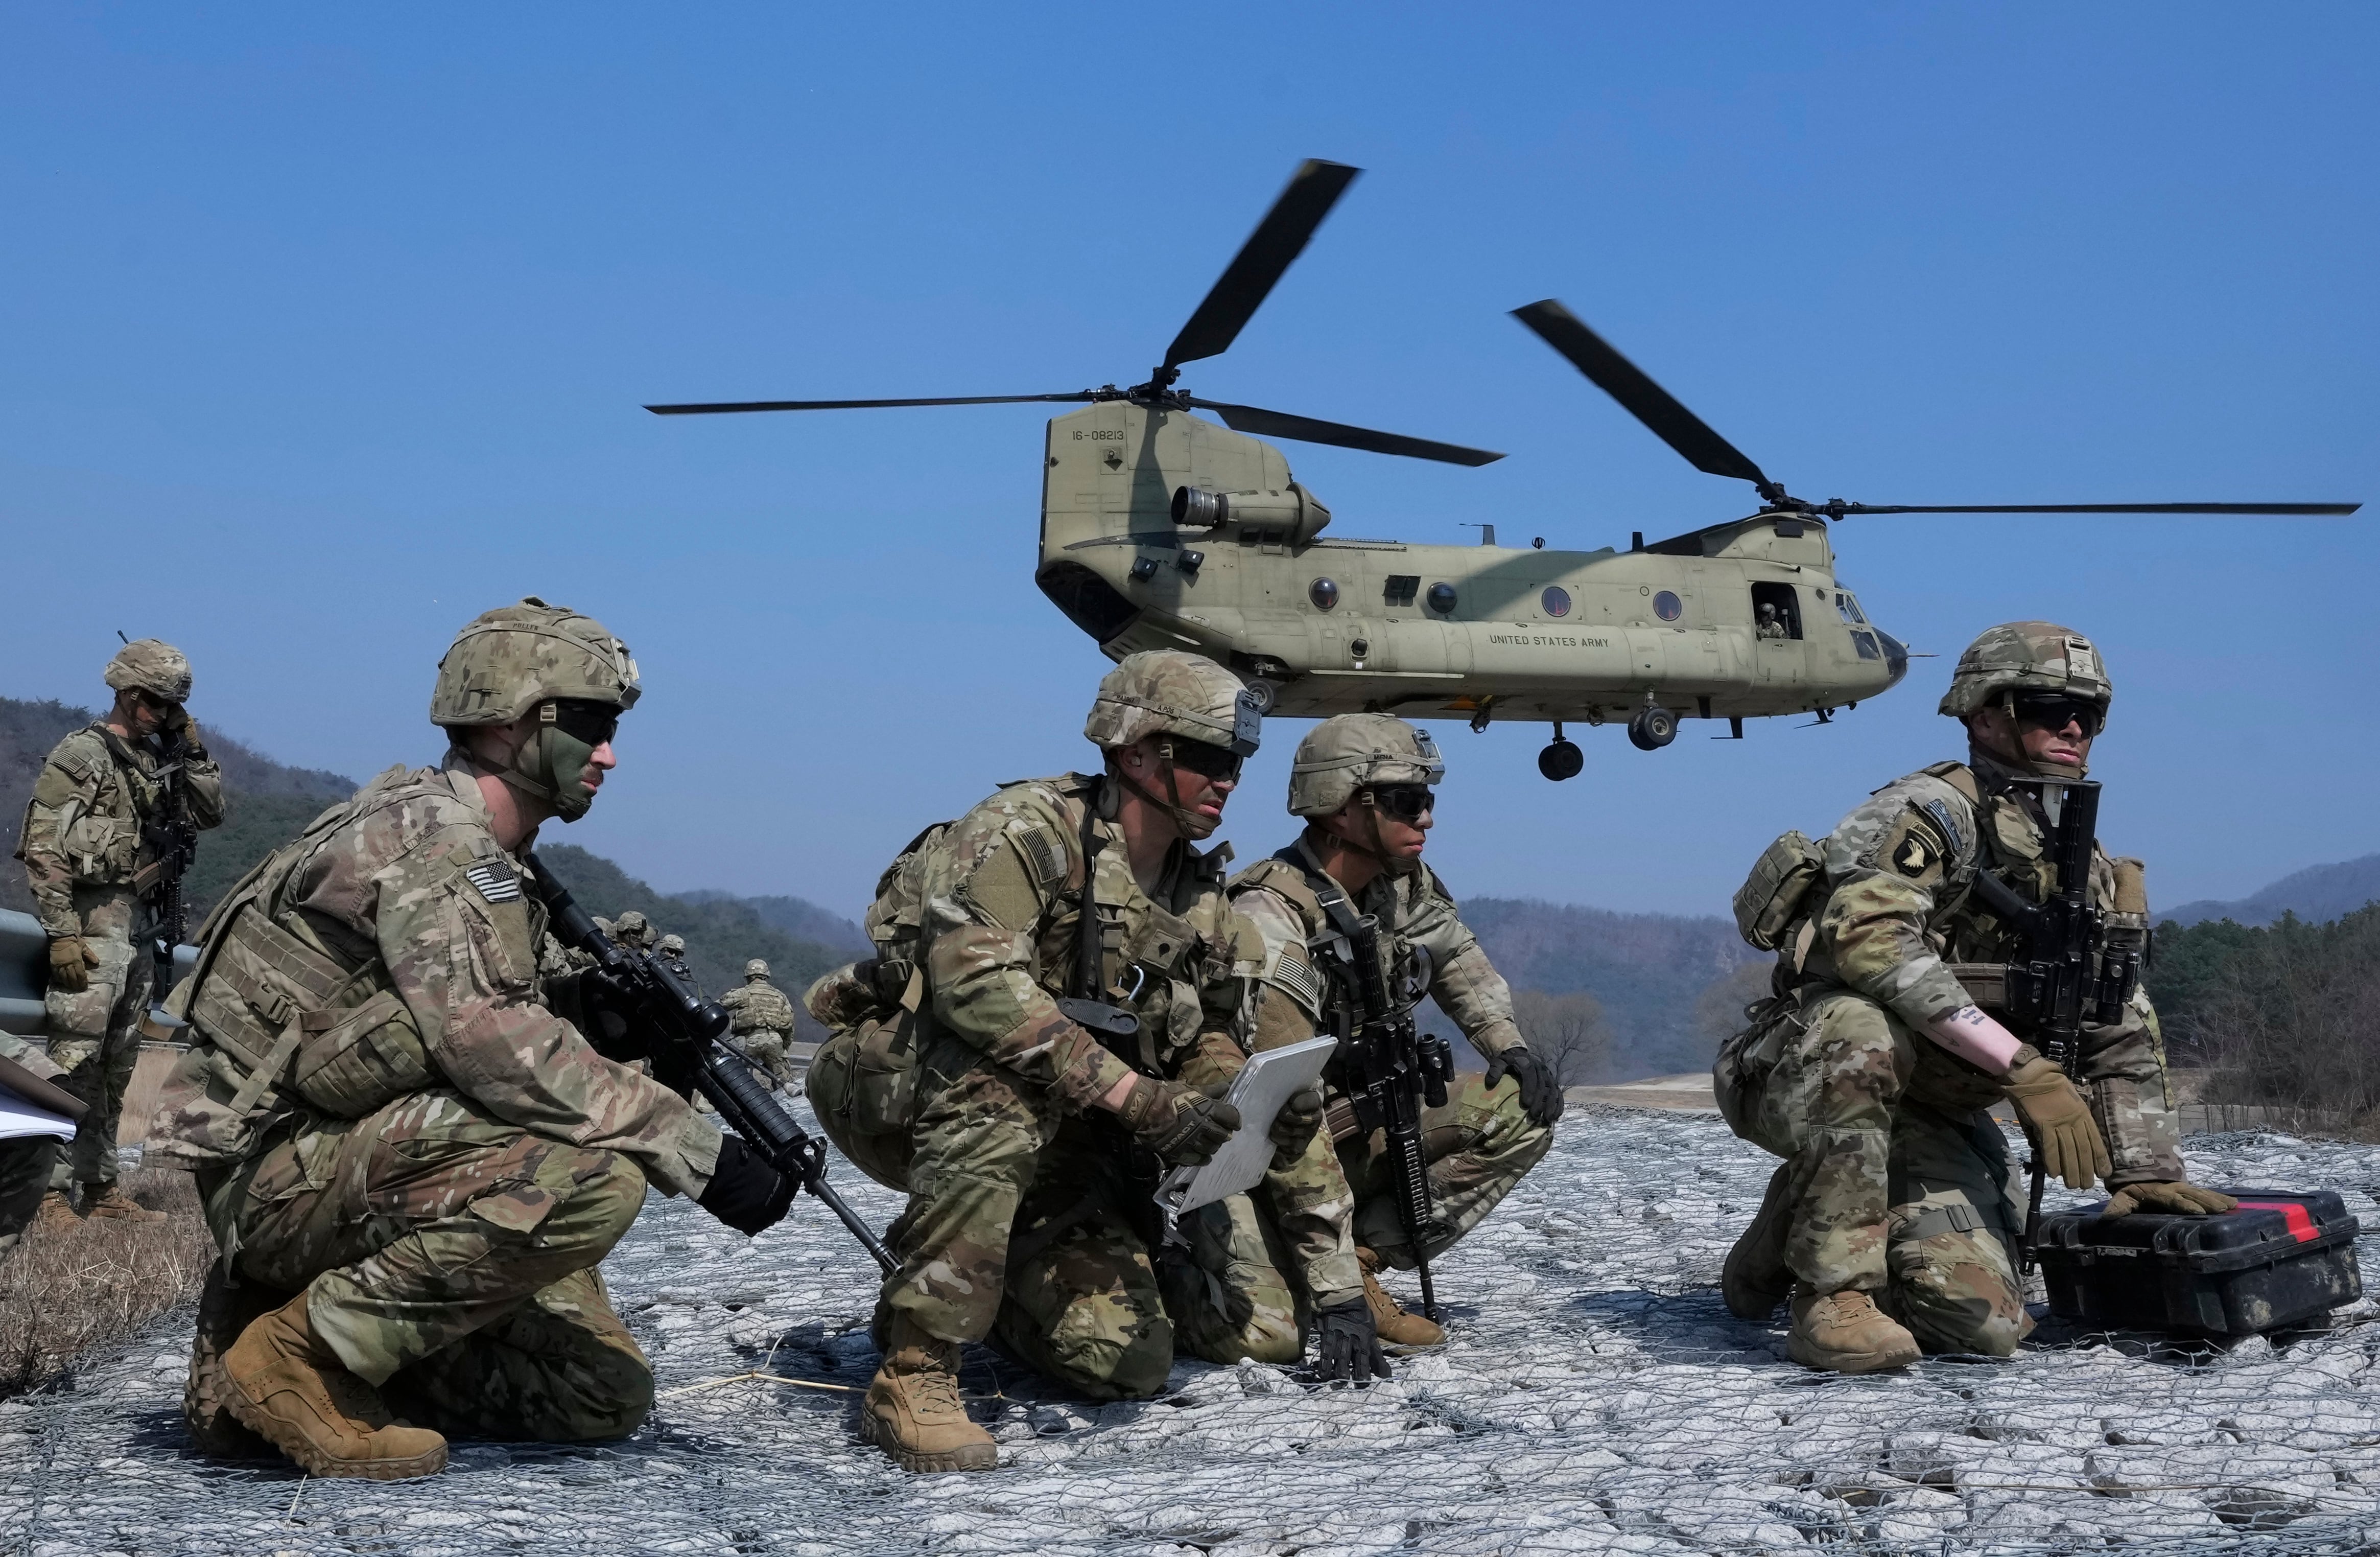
[
  {"xmin": 149, "ymin": 598, "xmax": 794, "ymax": 1479},
  {"xmin": 1716, "ymin": 622, "xmax": 2234, "ymax": 1374},
  {"xmin": 18, "ymin": 638, "xmax": 223, "ymax": 1225},
  {"xmin": 850, "ymin": 652, "xmax": 1275, "ymax": 1474},
  {"xmin": 720, "ymin": 960, "xmax": 798, "ymax": 1088},
  {"xmin": 1180, "ymin": 714, "xmax": 1564, "ymax": 1359}
]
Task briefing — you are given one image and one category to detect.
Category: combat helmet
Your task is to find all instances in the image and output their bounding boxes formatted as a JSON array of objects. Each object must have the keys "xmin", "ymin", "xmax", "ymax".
[
  {"xmin": 1939, "ymin": 622, "xmax": 2111, "ymax": 723},
  {"xmin": 1289, "ymin": 714, "xmax": 1444, "ymax": 818},
  {"xmin": 1082, "ymin": 650, "xmax": 1262, "ymax": 758},
  {"xmin": 657, "ymin": 933, "xmax": 685, "ymax": 957},
  {"xmin": 432, "ymin": 598, "xmax": 639, "ymax": 822},
  {"xmin": 104, "ymin": 639, "xmax": 194, "ymax": 705},
  {"xmin": 744, "ymin": 959, "xmax": 770, "ymax": 981}
]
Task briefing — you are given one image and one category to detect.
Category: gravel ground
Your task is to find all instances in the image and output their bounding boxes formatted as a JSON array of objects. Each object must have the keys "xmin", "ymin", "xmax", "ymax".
[{"xmin": 6, "ymin": 1106, "xmax": 2379, "ymax": 1556}]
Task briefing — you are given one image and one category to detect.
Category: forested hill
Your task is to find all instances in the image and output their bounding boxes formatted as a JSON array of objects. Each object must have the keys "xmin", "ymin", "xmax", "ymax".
[
  {"xmin": 0, "ymin": 695, "xmax": 856, "ymax": 1018},
  {"xmin": 2159, "ymin": 854, "xmax": 2380, "ymax": 929}
]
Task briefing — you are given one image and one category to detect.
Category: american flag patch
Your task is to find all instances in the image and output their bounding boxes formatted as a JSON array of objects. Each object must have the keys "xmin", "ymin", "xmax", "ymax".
[{"xmin": 465, "ymin": 859, "xmax": 523, "ymax": 903}]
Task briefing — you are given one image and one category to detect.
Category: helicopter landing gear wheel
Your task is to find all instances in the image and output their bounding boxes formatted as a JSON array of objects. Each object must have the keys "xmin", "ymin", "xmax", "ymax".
[
  {"xmin": 1539, "ymin": 721, "xmax": 1584, "ymax": 781},
  {"xmin": 1627, "ymin": 706, "xmax": 1678, "ymax": 751}
]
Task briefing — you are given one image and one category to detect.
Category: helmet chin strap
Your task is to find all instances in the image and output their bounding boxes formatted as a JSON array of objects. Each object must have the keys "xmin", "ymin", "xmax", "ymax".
[
  {"xmin": 1112, "ymin": 742, "xmax": 1216, "ymax": 841},
  {"xmin": 1996, "ymin": 692, "xmax": 2091, "ymax": 780},
  {"xmin": 1333, "ymin": 794, "xmax": 1420, "ymax": 877}
]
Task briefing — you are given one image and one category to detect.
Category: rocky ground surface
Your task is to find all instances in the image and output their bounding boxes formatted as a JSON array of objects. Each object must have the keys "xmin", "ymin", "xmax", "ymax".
[{"xmin": 6, "ymin": 1106, "xmax": 2380, "ymax": 1556}]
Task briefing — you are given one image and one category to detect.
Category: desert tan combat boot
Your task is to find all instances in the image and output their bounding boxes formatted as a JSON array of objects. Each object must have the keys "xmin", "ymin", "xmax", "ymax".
[
  {"xmin": 222, "ymin": 1291, "xmax": 447, "ymax": 1479},
  {"xmin": 860, "ymin": 1314, "xmax": 997, "ymax": 1473},
  {"xmin": 1787, "ymin": 1287, "xmax": 1920, "ymax": 1375},
  {"xmin": 81, "ymin": 1184, "xmax": 169, "ymax": 1223},
  {"xmin": 1358, "ymin": 1247, "xmax": 1446, "ymax": 1349},
  {"xmin": 1721, "ymin": 1164, "xmax": 1796, "ymax": 1320},
  {"xmin": 184, "ymin": 1268, "xmax": 290, "ymax": 1459},
  {"xmin": 32, "ymin": 1192, "xmax": 76, "ymax": 1233}
]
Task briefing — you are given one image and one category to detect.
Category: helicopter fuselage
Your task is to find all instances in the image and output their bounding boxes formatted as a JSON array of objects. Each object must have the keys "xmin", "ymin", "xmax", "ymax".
[{"xmin": 1034, "ymin": 401, "xmax": 1908, "ymax": 729}]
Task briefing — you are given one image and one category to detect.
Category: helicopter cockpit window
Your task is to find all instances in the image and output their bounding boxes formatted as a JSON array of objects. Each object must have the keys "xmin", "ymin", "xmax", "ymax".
[
  {"xmin": 1833, "ymin": 591, "xmax": 1868, "ymax": 625},
  {"xmin": 1383, "ymin": 575, "xmax": 1419, "ymax": 607},
  {"xmin": 1750, "ymin": 582, "xmax": 1802, "ymax": 641}
]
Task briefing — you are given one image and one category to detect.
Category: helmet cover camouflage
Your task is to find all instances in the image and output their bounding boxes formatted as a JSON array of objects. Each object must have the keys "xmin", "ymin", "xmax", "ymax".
[
  {"xmin": 431, "ymin": 597, "xmax": 641, "ymax": 728},
  {"xmin": 657, "ymin": 934, "xmax": 685, "ymax": 956},
  {"xmin": 744, "ymin": 959, "xmax": 769, "ymax": 981},
  {"xmin": 1938, "ymin": 621, "xmax": 2112, "ymax": 722},
  {"xmin": 1083, "ymin": 650, "xmax": 1262, "ymax": 758},
  {"xmin": 1288, "ymin": 713, "xmax": 1445, "ymax": 818},
  {"xmin": 611, "ymin": 911, "xmax": 651, "ymax": 946},
  {"xmin": 103, "ymin": 639, "xmax": 194, "ymax": 704}
]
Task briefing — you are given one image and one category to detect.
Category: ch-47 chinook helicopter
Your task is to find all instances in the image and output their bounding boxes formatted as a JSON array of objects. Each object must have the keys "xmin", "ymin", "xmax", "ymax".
[{"xmin": 650, "ymin": 159, "xmax": 2359, "ymax": 780}]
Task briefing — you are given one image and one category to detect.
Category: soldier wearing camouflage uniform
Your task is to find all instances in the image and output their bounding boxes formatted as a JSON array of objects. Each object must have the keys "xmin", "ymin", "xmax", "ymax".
[
  {"xmin": 1182, "ymin": 715, "xmax": 1564, "ymax": 1363},
  {"xmin": 609, "ymin": 911, "xmax": 655, "ymax": 952},
  {"xmin": 150, "ymin": 598, "xmax": 794, "ymax": 1479},
  {"xmin": 830, "ymin": 652, "xmax": 1293, "ymax": 1474},
  {"xmin": 720, "ymin": 959, "xmax": 798, "ymax": 1088},
  {"xmin": 17, "ymin": 638, "xmax": 224, "ymax": 1225},
  {"xmin": 1717, "ymin": 622, "xmax": 2235, "ymax": 1373}
]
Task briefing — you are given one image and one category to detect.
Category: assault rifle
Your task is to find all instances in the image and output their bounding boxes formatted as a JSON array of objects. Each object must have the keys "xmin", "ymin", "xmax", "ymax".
[
  {"xmin": 1965, "ymin": 779, "xmax": 2140, "ymax": 1260},
  {"xmin": 139, "ymin": 728, "xmax": 204, "ymax": 1000},
  {"xmin": 1290, "ymin": 854, "xmax": 1455, "ymax": 1321},
  {"xmin": 526, "ymin": 852, "xmax": 896, "ymax": 1273}
]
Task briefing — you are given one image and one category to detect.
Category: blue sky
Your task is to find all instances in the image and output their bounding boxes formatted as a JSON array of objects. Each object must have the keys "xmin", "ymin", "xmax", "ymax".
[{"xmin": 4, "ymin": 5, "xmax": 2372, "ymax": 921}]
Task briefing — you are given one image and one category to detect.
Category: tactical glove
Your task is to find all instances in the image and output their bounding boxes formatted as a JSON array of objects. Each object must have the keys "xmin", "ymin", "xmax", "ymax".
[
  {"xmin": 2002, "ymin": 1050, "xmax": 2111, "ymax": 1191},
  {"xmin": 1269, "ymin": 1084, "xmax": 1325, "ymax": 1170},
  {"xmin": 697, "ymin": 1136, "xmax": 796, "ymax": 1236},
  {"xmin": 1484, "ymin": 1045, "xmax": 1565, "ymax": 1128},
  {"xmin": 1116, "ymin": 1076, "xmax": 1242, "ymax": 1167},
  {"xmin": 1311, "ymin": 1296, "xmax": 1391, "ymax": 1385},
  {"xmin": 48, "ymin": 936, "xmax": 98, "ymax": 994},
  {"xmin": 2102, "ymin": 1180, "xmax": 2240, "ymax": 1218}
]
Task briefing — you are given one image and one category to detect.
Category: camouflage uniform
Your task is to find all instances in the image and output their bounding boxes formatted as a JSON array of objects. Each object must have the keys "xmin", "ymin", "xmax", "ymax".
[
  {"xmin": 153, "ymin": 601, "xmax": 716, "ymax": 1446},
  {"xmin": 883, "ymin": 771, "xmax": 1256, "ymax": 1398},
  {"xmin": 1180, "ymin": 834, "xmax": 1550, "ymax": 1360},
  {"xmin": 0, "ymin": 1035, "xmax": 67, "ymax": 1264},
  {"xmin": 1721, "ymin": 624, "xmax": 2183, "ymax": 1357},
  {"xmin": 720, "ymin": 961, "xmax": 797, "ymax": 1087},
  {"xmin": 17, "ymin": 642, "xmax": 224, "ymax": 1196}
]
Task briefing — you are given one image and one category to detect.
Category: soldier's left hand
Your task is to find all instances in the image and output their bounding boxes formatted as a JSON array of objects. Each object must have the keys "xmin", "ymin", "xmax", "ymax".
[
  {"xmin": 697, "ymin": 1136, "xmax": 796, "ymax": 1235},
  {"xmin": 1268, "ymin": 1085, "xmax": 1324, "ymax": 1169},
  {"xmin": 2102, "ymin": 1180, "xmax": 2239, "ymax": 1217},
  {"xmin": 1485, "ymin": 1045, "xmax": 1565, "ymax": 1128},
  {"xmin": 1311, "ymin": 1296, "xmax": 1390, "ymax": 1385}
]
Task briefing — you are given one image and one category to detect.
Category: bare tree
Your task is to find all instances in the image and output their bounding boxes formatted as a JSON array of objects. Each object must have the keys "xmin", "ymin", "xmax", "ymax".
[
  {"xmin": 2193, "ymin": 905, "xmax": 2380, "ymax": 1133},
  {"xmin": 1511, "ymin": 988, "xmax": 1613, "ymax": 1085}
]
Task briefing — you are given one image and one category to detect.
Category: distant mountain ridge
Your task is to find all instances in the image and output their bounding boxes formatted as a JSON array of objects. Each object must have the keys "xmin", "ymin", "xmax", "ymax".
[{"xmin": 2160, "ymin": 854, "xmax": 2380, "ymax": 928}]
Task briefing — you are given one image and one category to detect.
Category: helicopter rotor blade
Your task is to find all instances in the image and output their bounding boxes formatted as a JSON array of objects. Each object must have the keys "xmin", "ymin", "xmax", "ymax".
[
  {"xmin": 646, "ymin": 392, "xmax": 1101, "ymax": 415},
  {"xmin": 1828, "ymin": 501, "xmax": 2361, "ymax": 517},
  {"xmin": 1161, "ymin": 159, "xmax": 1362, "ymax": 374},
  {"xmin": 1192, "ymin": 399, "xmax": 1504, "ymax": 466},
  {"xmin": 1511, "ymin": 299, "xmax": 1773, "ymax": 491}
]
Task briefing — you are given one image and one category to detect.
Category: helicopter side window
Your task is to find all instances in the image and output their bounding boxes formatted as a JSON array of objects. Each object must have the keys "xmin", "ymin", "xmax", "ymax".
[
  {"xmin": 1833, "ymin": 591, "xmax": 1867, "ymax": 625},
  {"xmin": 1750, "ymin": 582, "xmax": 1802, "ymax": 641},
  {"xmin": 1383, "ymin": 575, "xmax": 1419, "ymax": 608}
]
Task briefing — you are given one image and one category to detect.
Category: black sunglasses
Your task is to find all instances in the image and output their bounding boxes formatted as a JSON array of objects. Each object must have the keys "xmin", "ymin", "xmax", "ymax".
[
  {"xmin": 2013, "ymin": 695, "xmax": 2102, "ymax": 738},
  {"xmin": 545, "ymin": 699, "xmax": 622, "ymax": 747},
  {"xmin": 1369, "ymin": 784, "xmax": 1435, "ymax": 823},
  {"xmin": 1162, "ymin": 738, "xmax": 1243, "ymax": 784}
]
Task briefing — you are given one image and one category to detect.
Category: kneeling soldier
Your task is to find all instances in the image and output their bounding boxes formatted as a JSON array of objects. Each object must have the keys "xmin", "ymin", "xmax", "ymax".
[
  {"xmin": 152, "ymin": 599, "xmax": 792, "ymax": 1478},
  {"xmin": 1717, "ymin": 621, "xmax": 2233, "ymax": 1373},
  {"xmin": 838, "ymin": 652, "xmax": 1269, "ymax": 1472},
  {"xmin": 1175, "ymin": 714, "xmax": 1563, "ymax": 1363}
]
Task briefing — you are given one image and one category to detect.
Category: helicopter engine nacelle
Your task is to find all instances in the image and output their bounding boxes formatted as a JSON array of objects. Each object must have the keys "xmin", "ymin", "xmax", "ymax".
[{"xmin": 1170, "ymin": 482, "xmax": 1332, "ymax": 547}]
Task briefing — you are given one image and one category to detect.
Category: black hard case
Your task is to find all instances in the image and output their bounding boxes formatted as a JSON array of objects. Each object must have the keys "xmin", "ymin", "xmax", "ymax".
[{"xmin": 2034, "ymin": 1188, "xmax": 2363, "ymax": 1336}]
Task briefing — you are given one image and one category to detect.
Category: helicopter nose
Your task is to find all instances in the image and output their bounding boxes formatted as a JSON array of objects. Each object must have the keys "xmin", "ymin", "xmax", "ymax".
[{"xmin": 1878, "ymin": 630, "xmax": 1910, "ymax": 689}]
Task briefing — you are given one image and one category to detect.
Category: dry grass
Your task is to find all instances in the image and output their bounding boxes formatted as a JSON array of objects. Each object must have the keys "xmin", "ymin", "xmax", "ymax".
[{"xmin": 0, "ymin": 1167, "xmax": 212, "ymax": 1399}]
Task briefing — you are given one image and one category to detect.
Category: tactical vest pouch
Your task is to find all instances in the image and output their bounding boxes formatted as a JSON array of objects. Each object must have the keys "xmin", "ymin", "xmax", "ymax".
[
  {"xmin": 1732, "ymin": 831, "xmax": 1825, "ymax": 951},
  {"xmin": 1712, "ymin": 993, "xmax": 1799, "ymax": 1142},
  {"xmin": 804, "ymin": 1011, "xmax": 917, "ymax": 1192},
  {"xmin": 291, "ymin": 988, "xmax": 437, "ymax": 1119}
]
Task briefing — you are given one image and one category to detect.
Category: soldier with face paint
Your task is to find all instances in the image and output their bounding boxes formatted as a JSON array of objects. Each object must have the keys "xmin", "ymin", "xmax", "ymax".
[{"xmin": 150, "ymin": 598, "xmax": 793, "ymax": 1479}]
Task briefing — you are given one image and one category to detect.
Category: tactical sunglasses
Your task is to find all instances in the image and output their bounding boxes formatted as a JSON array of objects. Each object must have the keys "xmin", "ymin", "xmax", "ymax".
[
  {"xmin": 1369, "ymin": 784, "xmax": 1436, "ymax": 823},
  {"xmin": 2012, "ymin": 695, "xmax": 2102, "ymax": 738},
  {"xmin": 1162, "ymin": 738, "xmax": 1243, "ymax": 784},
  {"xmin": 543, "ymin": 699, "xmax": 623, "ymax": 747}
]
